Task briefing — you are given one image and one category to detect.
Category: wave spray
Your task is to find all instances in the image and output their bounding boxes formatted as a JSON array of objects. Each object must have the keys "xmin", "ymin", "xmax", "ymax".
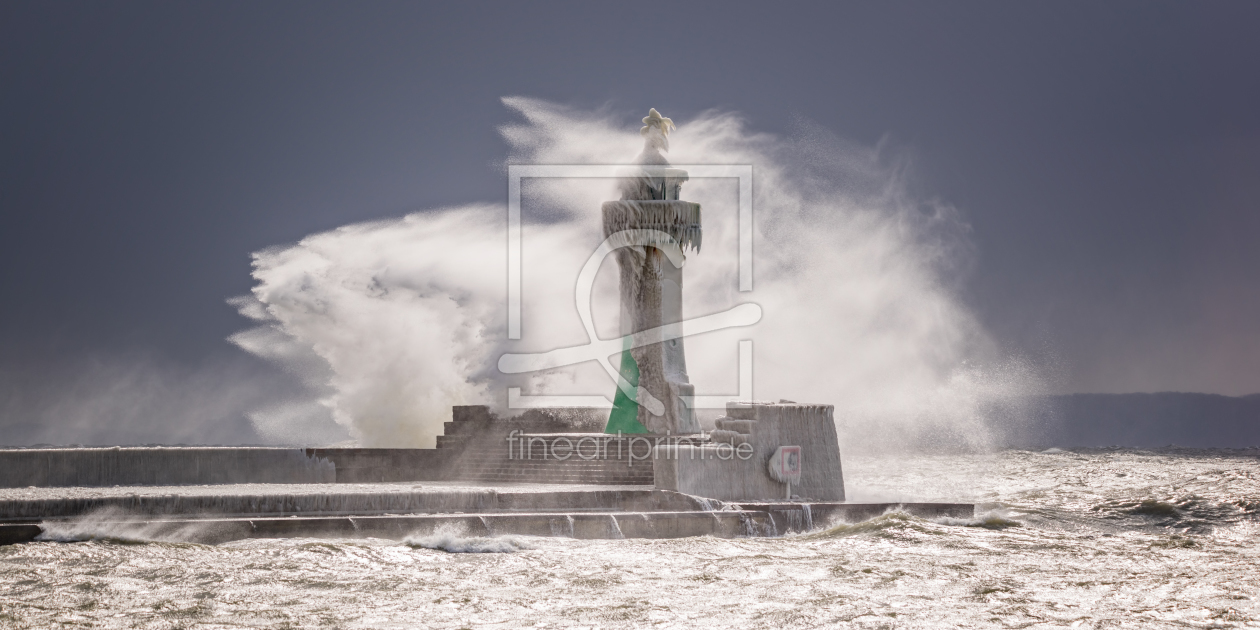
[{"xmin": 230, "ymin": 98, "xmax": 1040, "ymax": 450}]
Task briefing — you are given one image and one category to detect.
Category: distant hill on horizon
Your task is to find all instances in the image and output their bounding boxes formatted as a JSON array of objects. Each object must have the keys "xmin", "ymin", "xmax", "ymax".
[{"xmin": 997, "ymin": 392, "xmax": 1260, "ymax": 449}]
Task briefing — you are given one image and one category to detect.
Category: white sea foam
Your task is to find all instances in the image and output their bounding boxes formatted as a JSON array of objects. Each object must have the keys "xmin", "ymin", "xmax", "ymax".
[
  {"xmin": 37, "ymin": 508, "xmax": 208, "ymax": 544},
  {"xmin": 231, "ymin": 98, "xmax": 1043, "ymax": 449},
  {"xmin": 933, "ymin": 507, "xmax": 1024, "ymax": 529},
  {"xmin": 404, "ymin": 531, "xmax": 534, "ymax": 553},
  {"xmin": 10, "ymin": 451, "xmax": 1259, "ymax": 628}
]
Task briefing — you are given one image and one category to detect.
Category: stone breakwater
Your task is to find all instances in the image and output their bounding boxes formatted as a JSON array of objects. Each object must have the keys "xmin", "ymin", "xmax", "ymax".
[
  {"xmin": 0, "ymin": 481, "xmax": 971, "ymax": 545},
  {"xmin": 0, "ymin": 404, "xmax": 969, "ymax": 544}
]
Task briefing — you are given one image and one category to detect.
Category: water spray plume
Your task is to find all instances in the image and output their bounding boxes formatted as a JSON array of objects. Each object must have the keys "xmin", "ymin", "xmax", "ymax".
[{"xmin": 231, "ymin": 97, "xmax": 1042, "ymax": 450}]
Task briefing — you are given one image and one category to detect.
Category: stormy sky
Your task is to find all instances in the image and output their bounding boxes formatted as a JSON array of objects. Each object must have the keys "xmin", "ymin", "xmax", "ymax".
[{"xmin": 1, "ymin": 1, "xmax": 1258, "ymax": 443}]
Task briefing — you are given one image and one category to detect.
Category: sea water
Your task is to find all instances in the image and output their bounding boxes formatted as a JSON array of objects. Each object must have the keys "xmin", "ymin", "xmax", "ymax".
[{"xmin": 2, "ymin": 448, "xmax": 1257, "ymax": 628}]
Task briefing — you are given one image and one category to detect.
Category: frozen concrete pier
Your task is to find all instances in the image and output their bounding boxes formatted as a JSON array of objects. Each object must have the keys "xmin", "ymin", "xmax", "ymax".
[
  {"xmin": 0, "ymin": 402, "xmax": 973, "ymax": 544},
  {"xmin": 0, "ymin": 481, "xmax": 973, "ymax": 545},
  {"xmin": 0, "ymin": 482, "xmax": 700, "ymax": 522},
  {"xmin": 0, "ymin": 406, "xmax": 664, "ymax": 488}
]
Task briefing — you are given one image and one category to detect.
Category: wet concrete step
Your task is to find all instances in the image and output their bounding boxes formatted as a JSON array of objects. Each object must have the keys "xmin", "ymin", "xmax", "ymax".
[
  {"xmin": 453, "ymin": 476, "xmax": 651, "ymax": 486},
  {"xmin": 739, "ymin": 501, "xmax": 975, "ymax": 534},
  {"xmin": 0, "ymin": 510, "xmax": 774, "ymax": 545},
  {"xmin": 0, "ymin": 501, "xmax": 977, "ymax": 545},
  {"xmin": 446, "ymin": 472, "xmax": 647, "ymax": 479},
  {"xmin": 0, "ymin": 483, "xmax": 700, "ymax": 522},
  {"xmin": 445, "ymin": 458, "xmax": 652, "ymax": 469},
  {"xmin": 446, "ymin": 468, "xmax": 649, "ymax": 476},
  {"xmin": 444, "ymin": 445, "xmax": 655, "ymax": 485}
]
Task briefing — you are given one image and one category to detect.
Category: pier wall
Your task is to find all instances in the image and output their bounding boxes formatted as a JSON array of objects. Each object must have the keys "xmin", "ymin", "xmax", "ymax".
[
  {"xmin": 0, "ymin": 448, "xmax": 338, "ymax": 488},
  {"xmin": 0, "ymin": 447, "xmax": 461, "ymax": 488},
  {"xmin": 654, "ymin": 402, "xmax": 846, "ymax": 502}
]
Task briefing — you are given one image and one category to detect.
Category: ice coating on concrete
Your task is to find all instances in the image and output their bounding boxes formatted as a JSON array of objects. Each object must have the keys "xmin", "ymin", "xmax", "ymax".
[
  {"xmin": 601, "ymin": 200, "xmax": 701, "ymax": 253},
  {"xmin": 0, "ymin": 447, "xmax": 335, "ymax": 488},
  {"xmin": 0, "ymin": 482, "xmax": 706, "ymax": 522},
  {"xmin": 604, "ymin": 109, "xmax": 702, "ymax": 435},
  {"xmin": 655, "ymin": 402, "xmax": 845, "ymax": 502}
]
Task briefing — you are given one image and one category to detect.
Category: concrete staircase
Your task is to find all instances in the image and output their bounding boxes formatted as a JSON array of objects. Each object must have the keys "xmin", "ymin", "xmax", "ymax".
[
  {"xmin": 442, "ymin": 435, "xmax": 655, "ymax": 485},
  {"xmin": 436, "ymin": 407, "xmax": 667, "ymax": 485}
]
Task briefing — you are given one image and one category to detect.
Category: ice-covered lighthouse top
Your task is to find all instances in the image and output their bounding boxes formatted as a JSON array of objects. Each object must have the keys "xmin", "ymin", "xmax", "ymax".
[
  {"xmin": 617, "ymin": 108, "xmax": 690, "ymax": 203},
  {"xmin": 636, "ymin": 108, "xmax": 675, "ymax": 164},
  {"xmin": 608, "ymin": 109, "xmax": 700, "ymax": 252}
]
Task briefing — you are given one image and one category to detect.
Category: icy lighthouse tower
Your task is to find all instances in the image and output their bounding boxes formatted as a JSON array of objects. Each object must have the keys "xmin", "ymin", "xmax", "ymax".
[{"xmin": 603, "ymin": 109, "xmax": 702, "ymax": 435}]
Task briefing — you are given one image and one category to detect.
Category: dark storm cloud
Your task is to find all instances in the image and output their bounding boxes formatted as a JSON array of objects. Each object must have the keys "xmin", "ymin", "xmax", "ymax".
[{"xmin": 1, "ymin": 1, "xmax": 1257, "ymax": 443}]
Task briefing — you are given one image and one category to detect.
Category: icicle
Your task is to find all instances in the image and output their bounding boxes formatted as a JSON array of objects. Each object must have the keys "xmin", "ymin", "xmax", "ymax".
[{"xmin": 602, "ymin": 201, "xmax": 702, "ymax": 253}]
